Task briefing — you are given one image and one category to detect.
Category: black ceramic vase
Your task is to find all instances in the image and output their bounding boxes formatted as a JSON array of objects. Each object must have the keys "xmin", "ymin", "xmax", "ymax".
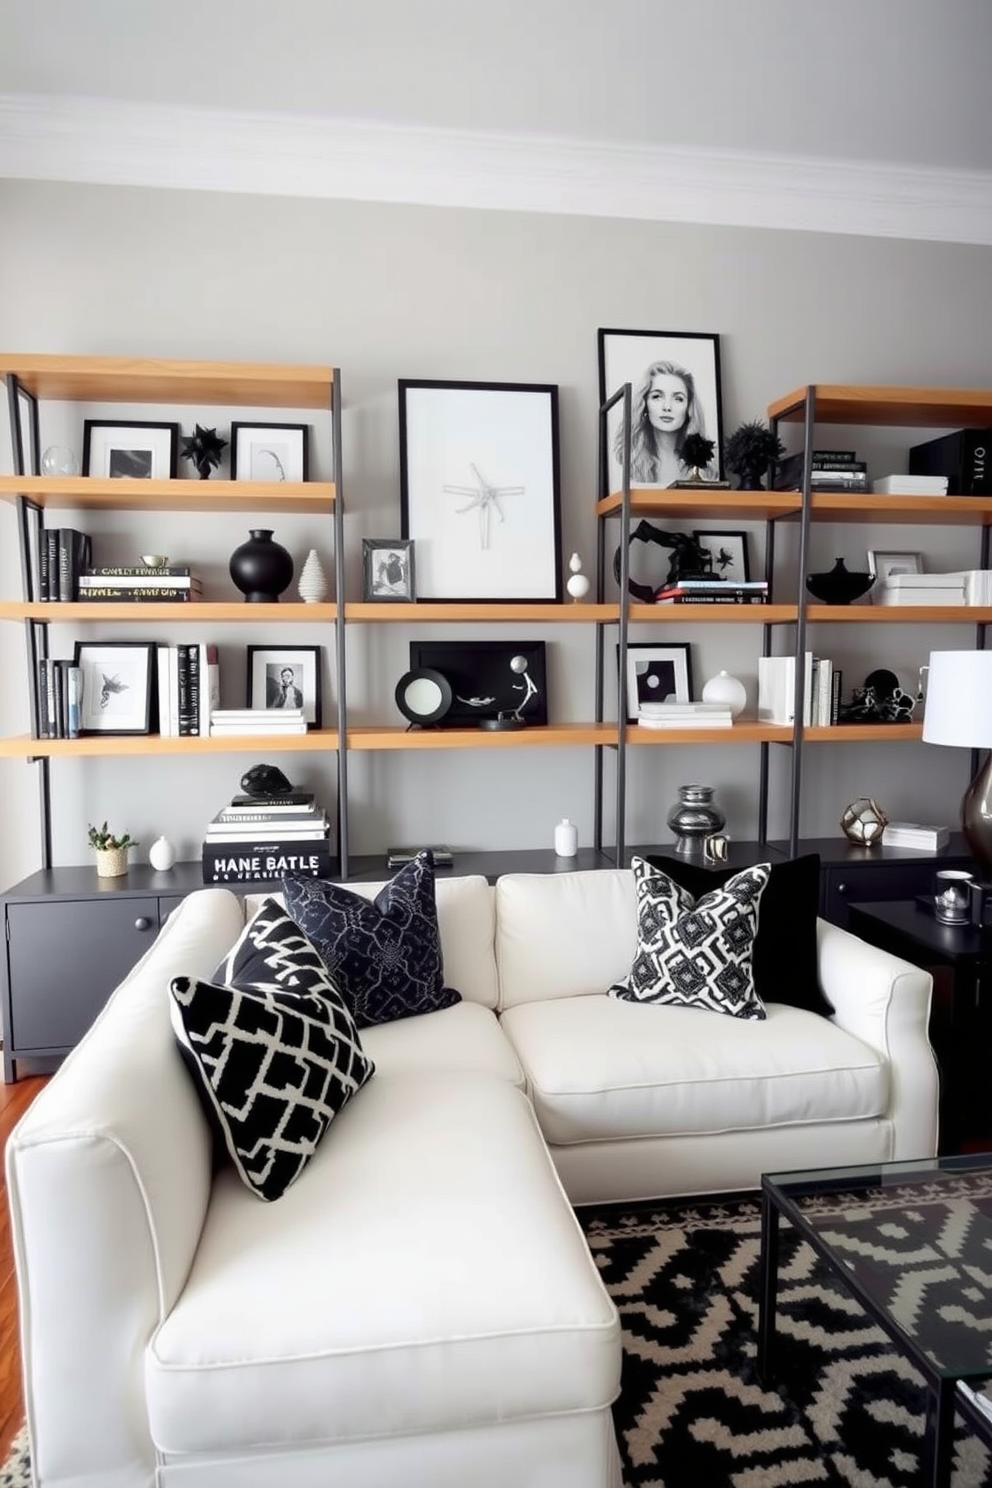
[
  {"xmin": 229, "ymin": 529, "xmax": 294, "ymax": 602},
  {"xmin": 735, "ymin": 465, "xmax": 767, "ymax": 491},
  {"xmin": 805, "ymin": 557, "xmax": 875, "ymax": 605}
]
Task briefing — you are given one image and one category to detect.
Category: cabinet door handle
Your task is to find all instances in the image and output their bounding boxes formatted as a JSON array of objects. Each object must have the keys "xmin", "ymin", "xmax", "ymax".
[
  {"xmin": 134, "ymin": 916, "xmax": 152, "ymax": 931},
  {"xmin": 837, "ymin": 883, "xmax": 848, "ymax": 896}
]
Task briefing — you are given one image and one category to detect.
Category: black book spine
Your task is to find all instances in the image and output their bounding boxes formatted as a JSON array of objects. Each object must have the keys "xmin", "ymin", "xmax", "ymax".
[
  {"xmin": 46, "ymin": 530, "xmax": 59, "ymax": 601},
  {"xmin": 76, "ymin": 587, "xmax": 196, "ymax": 601},
  {"xmin": 38, "ymin": 528, "xmax": 50, "ymax": 601},
  {"xmin": 909, "ymin": 428, "xmax": 992, "ymax": 494},
  {"xmin": 176, "ymin": 644, "xmax": 194, "ymax": 735},
  {"xmin": 36, "ymin": 659, "xmax": 51, "ymax": 738},
  {"xmin": 201, "ymin": 838, "xmax": 332, "ymax": 884},
  {"xmin": 187, "ymin": 643, "xmax": 201, "ymax": 736},
  {"xmin": 84, "ymin": 565, "xmax": 192, "ymax": 577}
]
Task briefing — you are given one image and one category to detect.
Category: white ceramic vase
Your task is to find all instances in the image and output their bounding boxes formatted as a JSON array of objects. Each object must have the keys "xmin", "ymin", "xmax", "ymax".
[
  {"xmin": 149, "ymin": 836, "xmax": 176, "ymax": 871},
  {"xmin": 554, "ymin": 818, "xmax": 578, "ymax": 856},
  {"xmin": 701, "ymin": 670, "xmax": 747, "ymax": 718},
  {"xmin": 298, "ymin": 548, "xmax": 328, "ymax": 604},
  {"xmin": 565, "ymin": 553, "xmax": 590, "ymax": 602}
]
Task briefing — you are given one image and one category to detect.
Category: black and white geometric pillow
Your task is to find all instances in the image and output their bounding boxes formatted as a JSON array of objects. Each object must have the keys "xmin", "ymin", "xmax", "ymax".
[
  {"xmin": 609, "ymin": 857, "xmax": 771, "ymax": 1020},
  {"xmin": 170, "ymin": 901, "xmax": 374, "ymax": 1202},
  {"xmin": 281, "ymin": 851, "xmax": 461, "ymax": 1028}
]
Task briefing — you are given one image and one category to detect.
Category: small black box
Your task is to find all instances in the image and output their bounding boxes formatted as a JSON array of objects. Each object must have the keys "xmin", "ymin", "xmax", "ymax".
[
  {"xmin": 968, "ymin": 880, "xmax": 992, "ymax": 928},
  {"xmin": 909, "ymin": 428, "xmax": 992, "ymax": 495}
]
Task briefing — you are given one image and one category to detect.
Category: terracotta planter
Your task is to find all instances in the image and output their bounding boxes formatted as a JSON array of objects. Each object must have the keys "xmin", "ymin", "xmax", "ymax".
[{"xmin": 94, "ymin": 847, "xmax": 129, "ymax": 879}]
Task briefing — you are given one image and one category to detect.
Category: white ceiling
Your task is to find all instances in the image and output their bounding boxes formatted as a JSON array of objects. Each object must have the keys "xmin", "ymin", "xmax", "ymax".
[{"xmin": 2, "ymin": 0, "xmax": 992, "ymax": 243}]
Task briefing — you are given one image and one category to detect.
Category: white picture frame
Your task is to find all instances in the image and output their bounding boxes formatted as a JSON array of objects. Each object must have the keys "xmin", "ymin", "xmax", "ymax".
[
  {"xmin": 867, "ymin": 549, "xmax": 924, "ymax": 581},
  {"xmin": 231, "ymin": 423, "xmax": 309, "ymax": 482},
  {"xmin": 621, "ymin": 642, "xmax": 694, "ymax": 722},
  {"xmin": 82, "ymin": 421, "xmax": 179, "ymax": 479}
]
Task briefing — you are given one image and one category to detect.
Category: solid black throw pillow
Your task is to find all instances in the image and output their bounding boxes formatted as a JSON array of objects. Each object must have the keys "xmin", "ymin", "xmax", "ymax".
[{"xmin": 645, "ymin": 853, "xmax": 832, "ymax": 1016}]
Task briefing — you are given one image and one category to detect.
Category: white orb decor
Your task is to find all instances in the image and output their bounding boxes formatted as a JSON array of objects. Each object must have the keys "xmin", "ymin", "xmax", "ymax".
[
  {"xmin": 298, "ymin": 548, "xmax": 328, "ymax": 603},
  {"xmin": 701, "ymin": 670, "xmax": 747, "ymax": 718},
  {"xmin": 149, "ymin": 836, "xmax": 176, "ymax": 871},
  {"xmin": 40, "ymin": 445, "xmax": 79, "ymax": 477},
  {"xmin": 566, "ymin": 552, "xmax": 590, "ymax": 602}
]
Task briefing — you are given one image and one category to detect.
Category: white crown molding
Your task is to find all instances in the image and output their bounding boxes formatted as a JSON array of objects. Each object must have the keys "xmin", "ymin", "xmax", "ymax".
[{"xmin": 2, "ymin": 93, "xmax": 992, "ymax": 247}]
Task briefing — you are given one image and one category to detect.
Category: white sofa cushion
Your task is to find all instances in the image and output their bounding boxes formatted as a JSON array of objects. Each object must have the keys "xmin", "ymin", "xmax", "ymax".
[
  {"xmin": 146, "ymin": 1075, "xmax": 620, "ymax": 1454},
  {"xmin": 499, "ymin": 994, "xmax": 888, "ymax": 1145},
  {"xmin": 246, "ymin": 873, "xmax": 499, "ymax": 1009},
  {"xmin": 496, "ymin": 870, "xmax": 637, "ymax": 1009},
  {"xmin": 360, "ymin": 1001, "xmax": 524, "ymax": 1085}
]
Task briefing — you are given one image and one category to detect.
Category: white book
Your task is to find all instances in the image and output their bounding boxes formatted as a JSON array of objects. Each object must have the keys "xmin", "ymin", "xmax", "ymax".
[
  {"xmin": 209, "ymin": 722, "xmax": 307, "ymax": 736},
  {"xmin": 211, "ymin": 707, "xmax": 305, "ymax": 722},
  {"xmin": 816, "ymin": 657, "xmax": 832, "ymax": 726},
  {"xmin": 882, "ymin": 822, "xmax": 950, "ymax": 850},
  {"xmin": 637, "ymin": 717, "xmax": 732, "ymax": 729},
  {"xmin": 757, "ymin": 653, "xmax": 814, "ymax": 725},
  {"xmin": 156, "ymin": 644, "xmax": 172, "ymax": 736},
  {"xmin": 878, "ymin": 587, "xmax": 966, "ymax": 606},
  {"xmin": 871, "ymin": 474, "xmax": 949, "ymax": 494},
  {"xmin": 204, "ymin": 824, "xmax": 329, "ymax": 840},
  {"xmin": 638, "ymin": 702, "xmax": 730, "ymax": 717}
]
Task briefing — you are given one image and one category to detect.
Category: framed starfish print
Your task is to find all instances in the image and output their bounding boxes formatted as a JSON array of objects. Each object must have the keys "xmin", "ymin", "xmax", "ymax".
[{"xmin": 398, "ymin": 379, "xmax": 563, "ymax": 601}]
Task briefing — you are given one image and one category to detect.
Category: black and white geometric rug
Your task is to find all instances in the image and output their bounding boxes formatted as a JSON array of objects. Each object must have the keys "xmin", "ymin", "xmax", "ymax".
[
  {"xmin": 4, "ymin": 1196, "xmax": 991, "ymax": 1486},
  {"xmin": 580, "ymin": 1196, "xmax": 992, "ymax": 1487}
]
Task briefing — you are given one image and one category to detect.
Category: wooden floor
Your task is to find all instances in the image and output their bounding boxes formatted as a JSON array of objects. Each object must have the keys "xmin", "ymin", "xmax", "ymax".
[{"xmin": 0, "ymin": 1075, "xmax": 49, "ymax": 1462}]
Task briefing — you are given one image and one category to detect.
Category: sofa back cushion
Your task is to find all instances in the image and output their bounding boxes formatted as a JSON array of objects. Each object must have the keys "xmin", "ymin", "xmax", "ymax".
[
  {"xmin": 244, "ymin": 873, "xmax": 498, "ymax": 1009},
  {"xmin": 495, "ymin": 870, "xmax": 637, "ymax": 1010}
]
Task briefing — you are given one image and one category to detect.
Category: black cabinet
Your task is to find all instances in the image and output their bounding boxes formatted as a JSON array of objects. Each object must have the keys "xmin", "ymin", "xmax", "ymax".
[{"xmin": 809, "ymin": 837, "xmax": 975, "ymax": 930}]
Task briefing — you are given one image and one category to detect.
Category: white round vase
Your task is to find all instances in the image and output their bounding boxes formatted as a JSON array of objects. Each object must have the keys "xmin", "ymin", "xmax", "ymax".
[
  {"xmin": 149, "ymin": 835, "xmax": 176, "ymax": 871},
  {"xmin": 554, "ymin": 818, "xmax": 578, "ymax": 857},
  {"xmin": 701, "ymin": 670, "xmax": 747, "ymax": 718}
]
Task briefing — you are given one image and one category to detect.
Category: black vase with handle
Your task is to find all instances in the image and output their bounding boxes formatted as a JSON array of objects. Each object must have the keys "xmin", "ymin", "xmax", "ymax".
[{"xmin": 229, "ymin": 529, "xmax": 294, "ymax": 602}]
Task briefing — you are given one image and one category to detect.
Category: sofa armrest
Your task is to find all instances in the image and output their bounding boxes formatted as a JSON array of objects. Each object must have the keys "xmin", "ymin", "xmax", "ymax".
[
  {"xmin": 816, "ymin": 916, "xmax": 938, "ymax": 1161},
  {"xmin": 6, "ymin": 887, "xmax": 245, "ymax": 1487}
]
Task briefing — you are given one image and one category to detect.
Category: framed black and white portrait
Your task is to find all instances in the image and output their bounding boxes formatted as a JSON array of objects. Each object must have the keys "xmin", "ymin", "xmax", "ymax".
[
  {"xmin": 399, "ymin": 379, "xmax": 562, "ymax": 602},
  {"xmin": 362, "ymin": 538, "xmax": 416, "ymax": 602},
  {"xmin": 230, "ymin": 423, "xmax": 309, "ymax": 482},
  {"xmin": 620, "ymin": 642, "xmax": 693, "ymax": 722},
  {"xmin": 82, "ymin": 421, "xmax": 180, "ymax": 480},
  {"xmin": 597, "ymin": 329, "xmax": 724, "ymax": 493},
  {"xmin": 246, "ymin": 645, "xmax": 322, "ymax": 728},
  {"xmin": 692, "ymin": 529, "xmax": 750, "ymax": 584},
  {"xmin": 73, "ymin": 641, "xmax": 155, "ymax": 735}
]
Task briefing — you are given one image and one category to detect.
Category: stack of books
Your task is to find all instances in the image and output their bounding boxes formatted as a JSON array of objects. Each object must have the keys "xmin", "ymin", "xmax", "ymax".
[
  {"xmin": 758, "ymin": 653, "xmax": 840, "ymax": 726},
  {"xmin": 881, "ymin": 822, "xmax": 951, "ymax": 851},
  {"xmin": 774, "ymin": 450, "xmax": 868, "ymax": 492},
  {"xmin": 78, "ymin": 565, "xmax": 204, "ymax": 601},
  {"xmin": 871, "ymin": 474, "xmax": 949, "ymax": 495},
  {"xmin": 157, "ymin": 642, "xmax": 219, "ymax": 736},
  {"xmin": 34, "ymin": 658, "xmax": 82, "ymax": 738},
  {"xmin": 201, "ymin": 790, "xmax": 333, "ymax": 883},
  {"xmin": 209, "ymin": 708, "xmax": 307, "ymax": 736},
  {"xmin": 637, "ymin": 702, "xmax": 733, "ymax": 729},
  {"xmin": 876, "ymin": 573, "xmax": 968, "ymax": 607},
  {"xmin": 654, "ymin": 579, "xmax": 769, "ymax": 605},
  {"xmin": 38, "ymin": 527, "xmax": 92, "ymax": 601}
]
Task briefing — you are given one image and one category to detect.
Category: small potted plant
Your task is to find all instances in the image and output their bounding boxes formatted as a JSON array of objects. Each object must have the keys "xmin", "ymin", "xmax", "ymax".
[
  {"xmin": 88, "ymin": 821, "xmax": 138, "ymax": 879},
  {"xmin": 723, "ymin": 418, "xmax": 786, "ymax": 491}
]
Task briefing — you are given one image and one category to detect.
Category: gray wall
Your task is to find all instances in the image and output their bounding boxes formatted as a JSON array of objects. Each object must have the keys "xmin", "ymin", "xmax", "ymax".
[{"xmin": 2, "ymin": 178, "xmax": 990, "ymax": 890}]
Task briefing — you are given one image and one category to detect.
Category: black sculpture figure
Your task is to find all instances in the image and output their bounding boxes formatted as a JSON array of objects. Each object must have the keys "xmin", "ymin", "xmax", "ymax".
[{"xmin": 613, "ymin": 520, "xmax": 714, "ymax": 603}]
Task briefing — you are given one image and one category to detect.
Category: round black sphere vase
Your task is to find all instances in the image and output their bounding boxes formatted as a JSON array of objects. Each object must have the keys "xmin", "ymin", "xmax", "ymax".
[
  {"xmin": 736, "ymin": 465, "xmax": 767, "ymax": 491},
  {"xmin": 229, "ymin": 529, "xmax": 294, "ymax": 602}
]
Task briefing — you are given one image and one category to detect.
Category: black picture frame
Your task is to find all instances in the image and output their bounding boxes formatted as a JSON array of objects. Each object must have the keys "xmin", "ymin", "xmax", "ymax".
[
  {"xmin": 72, "ymin": 641, "xmax": 155, "ymax": 735},
  {"xmin": 597, "ymin": 328, "xmax": 724, "ymax": 494},
  {"xmin": 81, "ymin": 420, "xmax": 180, "ymax": 479},
  {"xmin": 691, "ymin": 529, "xmax": 751, "ymax": 583},
  {"xmin": 398, "ymin": 379, "xmax": 563, "ymax": 602},
  {"xmin": 362, "ymin": 538, "xmax": 416, "ymax": 602},
  {"xmin": 408, "ymin": 640, "xmax": 548, "ymax": 727},
  {"xmin": 230, "ymin": 422, "xmax": 310, "ymax": 482},
  {"xmin": 246, "ymin": 645, "xmax": 323, "ymax": 728},
  {"xmin": 619, "ymin": 642, "xmax": 694, "ymax": 722}
]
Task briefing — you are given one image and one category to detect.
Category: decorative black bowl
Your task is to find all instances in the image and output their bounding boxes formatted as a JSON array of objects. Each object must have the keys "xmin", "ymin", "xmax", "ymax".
[{"xmin": 805, "ymin": 557, "xmax": 876, "ymax": 605}]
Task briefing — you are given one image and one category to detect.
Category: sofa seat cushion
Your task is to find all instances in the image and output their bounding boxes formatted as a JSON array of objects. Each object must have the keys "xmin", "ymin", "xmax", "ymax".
[
  {"xmin": 499, "ymin": 995, "xmax": 887, "ymax": 1146},
  {"xmin": 146, "ymin": 1075, "xmax": 620, "ymax": 1455},
  {"xmin": 360, "ymin": 1001, "xmax": 524, "ymax": 1085}
]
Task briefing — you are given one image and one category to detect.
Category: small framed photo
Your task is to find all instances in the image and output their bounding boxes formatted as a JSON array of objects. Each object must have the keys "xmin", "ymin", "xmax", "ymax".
[
  {"xmin": 82, "ymin": 421, "xmax": 179, "ymax": 479},
  {"xmin": 362, "ymin": 539, "xmax": 416, "ymax": 602},
  {"xmin": 620, "ymin": 642, "xmax": 693, "ymax": 722},
  {"xmin": 246, "ymin": 645, "xmax": 322, "ymax": 728},
  {"xmin": 867, "ymin": 549, "xmax": 924, "ymax": 581},
  {"xmin": 72, "ymin": 642, "xmax": 155, "ymax": 735},
  {"xmin": 399, "ymin": 379, "xmax": 562, "ymax": 602},
  {"xmin": 692, "ymin": 529, "xmax": 750, "ymax": 584},
  {"xmin": 598, "ymin": 328, "xmax": 724, "ymax": 493},
  {"xmin": 230, "ymin": 423, "xmax": 309, "ymax": 482}
]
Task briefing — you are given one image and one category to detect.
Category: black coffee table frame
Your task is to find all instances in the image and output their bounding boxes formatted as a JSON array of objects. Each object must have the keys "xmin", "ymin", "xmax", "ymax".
[{"xmin": 758, "ymin": 1154, "xmax": 992, "ymax": 1488}]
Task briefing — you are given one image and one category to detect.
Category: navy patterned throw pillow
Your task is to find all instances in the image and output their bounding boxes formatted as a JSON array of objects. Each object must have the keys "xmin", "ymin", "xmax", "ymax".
[
  {"xmin": 610, "ymin": 857, "xmax": 771, "ymax": 1020},
  {"xmin": 282, "ymin": 851, "xmax": 461, "ymax": 1028},
  {"xmin": 170, "ymin": 899, "xmax": 374, "ymax": 1202}
]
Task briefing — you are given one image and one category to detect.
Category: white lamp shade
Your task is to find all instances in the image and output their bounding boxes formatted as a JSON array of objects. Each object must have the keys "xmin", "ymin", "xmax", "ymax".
[{"xmin": 922, "ymin": 650, "xmax": 992, "ymax": 747}]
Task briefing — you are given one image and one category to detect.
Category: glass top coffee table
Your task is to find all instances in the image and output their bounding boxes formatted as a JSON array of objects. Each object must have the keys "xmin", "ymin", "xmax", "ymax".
[{"xmin": 759, "ymin": 1154, "xmax": 992, "ymax": 1488}]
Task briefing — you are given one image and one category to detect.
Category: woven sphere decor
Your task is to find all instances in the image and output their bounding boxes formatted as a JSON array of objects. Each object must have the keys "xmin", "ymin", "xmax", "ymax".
[{"xmin": 840, "ymin": 796, "xmax": 888, "ymax": 846}]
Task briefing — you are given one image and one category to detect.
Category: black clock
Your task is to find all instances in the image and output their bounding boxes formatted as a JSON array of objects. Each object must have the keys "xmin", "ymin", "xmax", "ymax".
[{"xmin": 394, "ymin": 668, "xmax": 453, "ymax": 728}]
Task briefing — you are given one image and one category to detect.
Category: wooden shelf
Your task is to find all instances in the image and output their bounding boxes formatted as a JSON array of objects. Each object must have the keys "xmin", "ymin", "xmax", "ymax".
[
  {"xmin": 596, "ymin": 489, "xmax": 799, "ymax": 521},
  {"xmin": 769, "ymin": 384, "xmax": 992, "ymax": 427},
  {"xmin": 803, "ymin": 723, "xmax": 922, "ymax": 742},
  {"xmin": 810, "ymin": 493, "xmax": 992, "ymax": 524},
  {"xmin": 344, "ymin": 602, "xmax": 614, "ymax": 623},
  {"xmin": 627, "ymin": 722, "xmax": 790, "ymax": 744},
  {"xmin": 0, "ymin": 355, "xmax": 335, "ymax": 409},
  {"xmin": 806, "ymin": 604, "xmax": 992, "ymax": 623},
  {"xmin": 0, "ymin": 476, "xmax": 334, "ymax": 513},
  {"xmin": 0, "ymin": 729, "xmax": 341, "ymax": 759},
  {"xmin": 347, "ymin": 723, "xmax": 615, "ymax": 750},
  {"xmin": 0, "ymin": 601, "xmax": 338, "ymax": 623},
  {"xmin": 627, "ymin": 603, "xmax": 794, "ymax": 623}
]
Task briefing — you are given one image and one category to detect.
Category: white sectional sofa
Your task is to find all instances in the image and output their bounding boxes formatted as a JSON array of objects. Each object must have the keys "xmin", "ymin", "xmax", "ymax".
[{"xmin": 6, "ymin": 867, "xmax": 938, "ymax": 1488}]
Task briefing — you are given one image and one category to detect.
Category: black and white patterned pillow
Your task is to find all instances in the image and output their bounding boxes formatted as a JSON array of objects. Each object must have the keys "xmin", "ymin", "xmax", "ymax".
[
  {"xmin": 610, "ymin": 857, "xmax": 771, "ymax": 1020},
  {"xmin": 170, "ymin": 900, "xmax": 374, "ymax": 1202},
  {"xmin": 281, "ymin": 851, "xmax": 461, "ymax": 1028}
]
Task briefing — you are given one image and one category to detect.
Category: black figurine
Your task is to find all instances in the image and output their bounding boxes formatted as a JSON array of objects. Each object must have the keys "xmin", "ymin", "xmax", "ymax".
[{"xmin": 181, "ymin": 425, "xmax": 228, "ymax": 480}]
